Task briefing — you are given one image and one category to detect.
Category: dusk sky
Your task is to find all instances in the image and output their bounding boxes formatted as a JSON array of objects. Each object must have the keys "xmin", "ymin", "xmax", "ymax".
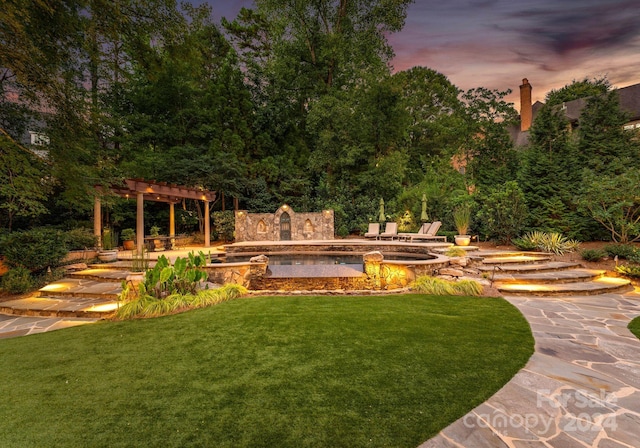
[{"xmin": 202, "ymin": 0, "xmax": 640, "ymax": 111}]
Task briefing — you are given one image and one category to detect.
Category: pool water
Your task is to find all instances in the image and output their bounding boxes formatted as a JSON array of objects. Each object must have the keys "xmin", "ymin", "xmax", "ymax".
[{"xmin": 225, "ymin": 252, "xmax": 435, "ymax": 265}]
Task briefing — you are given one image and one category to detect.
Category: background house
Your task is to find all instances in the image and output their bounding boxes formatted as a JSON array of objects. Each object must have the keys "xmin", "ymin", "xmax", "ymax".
[{"xmin": 511, "ymin": 79, "xmax": 640, "ymax": 146}]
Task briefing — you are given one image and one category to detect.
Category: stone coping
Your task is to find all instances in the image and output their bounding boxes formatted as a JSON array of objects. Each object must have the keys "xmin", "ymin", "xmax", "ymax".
[
  {"xmin": 226, "ymin": 239, "xmax": 450, "ymax": 249},
  {"xmin": 214, "ymin": 251, "xmax": 449, "ymax": 267}
]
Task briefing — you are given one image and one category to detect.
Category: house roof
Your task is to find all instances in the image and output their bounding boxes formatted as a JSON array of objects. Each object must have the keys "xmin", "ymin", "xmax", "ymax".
[{"xmin": 618, "ymin": 83, "xmax": 640, "ymax": 120}]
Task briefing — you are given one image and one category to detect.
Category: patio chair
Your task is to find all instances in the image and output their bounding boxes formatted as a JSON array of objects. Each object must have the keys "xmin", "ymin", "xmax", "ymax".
[
  {"xmin": 378, "ymin": 222, "xmax": 398, "ymax": 240},
  {"xmin": 407, "ymin": 221, "xmax": 447, "ymax": 242},
  {"xmin": 364, "ymin": 223, "xmax": 380, "ymax": 239},
  {"xmin": 398, "ymin": 222, "xmax": 431, "ymax": 240}
]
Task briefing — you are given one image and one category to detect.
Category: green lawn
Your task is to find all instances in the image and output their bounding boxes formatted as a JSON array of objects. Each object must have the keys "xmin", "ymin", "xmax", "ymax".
[
  {"xmin": 0, "ymin": 295, "xmax": 533, "ymax": 447},
  {"xmin": 629, "ymin": 315, "xmax": 640, "ymax": 340}
]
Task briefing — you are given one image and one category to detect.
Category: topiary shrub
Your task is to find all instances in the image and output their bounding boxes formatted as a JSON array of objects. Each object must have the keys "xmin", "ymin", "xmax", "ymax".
[
  {"xmin": 1, "ymin": 267, "xmax": 34, "ymax": 294},
  {"xmin": 0, "ymin": 228, "xmax": 68, "ymax": 272},
  {"xmin": 580, "ymin": 249, "xmax": 608, "ymax": 262}
]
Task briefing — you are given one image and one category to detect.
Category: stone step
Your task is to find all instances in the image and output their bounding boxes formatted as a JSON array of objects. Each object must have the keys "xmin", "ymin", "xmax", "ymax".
[
  {"xmin": 480, "ymin": 254, "xmax": 553, "ymax": 265},
  {"xmin": 68, "ymin": 268, "xmax": 130, "ymax": 282},
  {"xmin": 477, "ymin": 261, "xmax": 582, "ymax": 273},
  {"xmin": 497, "ymin": 277, "xmax": 633, "ymax": 296},
  {"xmin": 491, "ymin": 269, "xmax": 606, "ymax": 285},
  {"xmin": 474, "ymin": 250, "xmax": 550, "ymax": 259},
  {"xmin": 88, "ymin": 261, "xmax": 154, "ymax": 271},
  {"xmin": 37, "ymin": 278, "xmax": 121, "ymax": 300},
  {"xmin": 0, "ymin": 296, "xmax": 118, "ymax": 318}
]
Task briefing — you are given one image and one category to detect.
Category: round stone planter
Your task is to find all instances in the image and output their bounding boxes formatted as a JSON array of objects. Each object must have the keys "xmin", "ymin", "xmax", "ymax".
[
  {"xmin": 98, "ymin": 250, "xmax": 118, "ymax": 262},
  {"xmin": 454, "ymin": 235, "xmax": 471, "ymax": 246},
  {"xmin": 123, "ymin": 240, "xmax": 135, "ymax": 250}
]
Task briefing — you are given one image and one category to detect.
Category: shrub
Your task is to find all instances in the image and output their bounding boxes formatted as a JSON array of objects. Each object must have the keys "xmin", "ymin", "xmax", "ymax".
[
  {"xmin": 0, "ymin": 228, "xmax": 68, "ymax": 272},
  {"xmin": 615, "ymin": 264, "xmax": 640, "ymax": 278},
  {"xmin": 212, "ymin": 211, "xmax": 235, "ymax": 242},
  {"xmin": 64, "ymin": 228, "xmax": 98, "ymax": 250},
  {"xmin": 511, "ymin": 237, "xmax": 538, "ymax": 251},
  {"xmin": 138, "ymin": 252, "xmax": 208, "ymax": 299},
  {"xmin": 115, "ymin": 282, "xmax": 247, "ymax": 320},
  {"xmin": 603, "ymin": 244, "xmax": 638, "ymax": 260},
  {"xmin": 1, "ymin": 267, "xmax": 34, "ymax": 294},
  {"xmin": 101, "ymin": 228, "xmax": 118, "ymax": 250},
  {"xmin": 445, "ymin": 247, "xmax": 467, "ymax": 257},
  {"xmin": 580, "ymin": 249, "xmax": 608, "ymax": 262},
  {"xmin": 476, "ymin": 181, "xmax": 527, "ymax": 244},
  {"xmin": 512, "ymin": 231, "xmax": 580, "ymax": 255}
]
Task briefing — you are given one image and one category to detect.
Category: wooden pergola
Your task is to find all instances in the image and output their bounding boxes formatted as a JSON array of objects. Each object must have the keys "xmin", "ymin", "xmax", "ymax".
[{"xmin": 94, "ymin": 179, "xmax": 217, "ymax": 253}]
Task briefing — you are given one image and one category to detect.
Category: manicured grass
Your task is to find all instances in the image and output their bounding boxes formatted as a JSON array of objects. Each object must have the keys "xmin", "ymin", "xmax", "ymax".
[
  {"xmin": 0, "ymin": 295, "xmax": 533, "ymax": 447},
  {"xmin": 629, "ymin": 315, "xmax": 640, "ymax": 340}
]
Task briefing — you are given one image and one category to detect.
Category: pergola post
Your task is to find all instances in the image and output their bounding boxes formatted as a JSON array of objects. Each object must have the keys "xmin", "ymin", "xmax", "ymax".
[
  {"xmin": 136, "ymin": 192, "xmax": 144, "ymax": 253},
  {"xmin": 94, "ymin": 196, "xmax": 102, "ymax": 249},
  {"xmin": 204, "ymin": 201, "xmax": 210, "ymax": 247},
  {"xmin": 169, "ymin": 202, "xmax": 175, "ymax": 249}
]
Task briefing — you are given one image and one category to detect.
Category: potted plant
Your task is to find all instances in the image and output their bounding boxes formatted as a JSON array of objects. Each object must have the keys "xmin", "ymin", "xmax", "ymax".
[
  {"xmin": 98, "ymin": 228, "xmax": 118, "ymax": 262},
  {"xmin": 121, "ymin": 228, "xmax": 136, "ymax": 251},
  {"xmin": 150, "ymin": 225, "xmax": 164, "ymax": 251},
  {"xmin": 453, "ymin": 205, "xmax": 471, "ymax": 246}
]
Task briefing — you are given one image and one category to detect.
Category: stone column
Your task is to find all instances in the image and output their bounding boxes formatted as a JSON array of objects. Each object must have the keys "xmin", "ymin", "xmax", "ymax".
[
  {"xmin": 136, "ymin": 192, "xmax": 144, "ymax": 254},
  {"xmin": 94, "ymin": 196, "xmax": 102, "ymax": 249},
  {"xmin": 204, "ymin": 200, "xmax": 210, "ymax": 247}
]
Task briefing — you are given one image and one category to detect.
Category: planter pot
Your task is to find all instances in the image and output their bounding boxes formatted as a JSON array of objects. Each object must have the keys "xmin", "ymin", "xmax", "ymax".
[
  {"xmin": 0, "ymin": 257, "xmax": 8, "ymax": 276},
  {"xmin": 98, "ymin": 250, "xmax": 118, "ymax": 262},
  {"xmin": 153, "ymin": 238, "xmax": 164, "ymax": 251},
  {"xmin": 123, "ymin": 240, "xmax": 135, "ymax": 250},
  {"xmin": 454, "ymin": 235, "xmax": 471, "ymax": 246}
]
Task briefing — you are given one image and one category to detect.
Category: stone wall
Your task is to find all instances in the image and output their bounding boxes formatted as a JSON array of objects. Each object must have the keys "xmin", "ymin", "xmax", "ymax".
[
  {"xmin": 204, "ymin": 263, "xmax": 253, "ymax": 288},
  {"xmin": 235, "ymin": 205, "xmax": 334, "ymax": 242}
]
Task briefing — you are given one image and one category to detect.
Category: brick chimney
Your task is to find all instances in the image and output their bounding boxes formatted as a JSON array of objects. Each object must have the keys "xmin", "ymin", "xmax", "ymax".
[{"xmin": 520, "ymin": 78, "xmax": 532, "ymax": 131}]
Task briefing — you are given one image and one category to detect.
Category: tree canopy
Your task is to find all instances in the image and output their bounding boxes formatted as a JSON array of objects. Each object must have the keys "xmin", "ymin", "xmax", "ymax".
[{"xmin": 1, "ymin": 1, "xmax": 638, "ymax": 243}]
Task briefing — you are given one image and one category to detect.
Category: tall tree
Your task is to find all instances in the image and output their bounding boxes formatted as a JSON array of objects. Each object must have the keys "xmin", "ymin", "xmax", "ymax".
[
  {"xmin": 390, "ymin": 67, "xmax": 463, "ymax": 183},
  {"xmin": 460, "ymin": 87, "xmax": 519, "ymax": 192},
  {"xmin": 0, "ymin": 133, "xmax": 51, "ymax": 231},
  {"xmin": 577, "ymin": 89, "xmax": 640, "ymax": 174}
]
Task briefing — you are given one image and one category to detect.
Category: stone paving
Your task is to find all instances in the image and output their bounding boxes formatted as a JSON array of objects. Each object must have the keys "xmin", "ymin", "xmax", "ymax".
[
  {"xmin": 0, "ymin": 313, "xmax": 96, "ymax": 339},
  {"xmin": 420, "ymin": 289, "xmax": 640, "ymax": 448}
]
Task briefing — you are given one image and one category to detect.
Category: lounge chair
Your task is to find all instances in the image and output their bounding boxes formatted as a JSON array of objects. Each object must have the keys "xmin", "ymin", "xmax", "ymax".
[
  {"xmin": 378, "ymin": 222, "xmax": 398, "ymax": 240},
  {"xmin": 398, "ymin": 222, "xmax": 431, "ymax": 240},
  {"xmin": 406, "ymin": 221, "xmax": 446, "ymax": 242},
  {"xmin": 364, "ymin": 223, "xmax": 380, "ymax": 239}
]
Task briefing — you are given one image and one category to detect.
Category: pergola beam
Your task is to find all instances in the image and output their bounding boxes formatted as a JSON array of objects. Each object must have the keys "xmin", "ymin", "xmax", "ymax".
[{"xmin": 94, "ymin": 179, "xmax": 217, "ymax": 252}]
